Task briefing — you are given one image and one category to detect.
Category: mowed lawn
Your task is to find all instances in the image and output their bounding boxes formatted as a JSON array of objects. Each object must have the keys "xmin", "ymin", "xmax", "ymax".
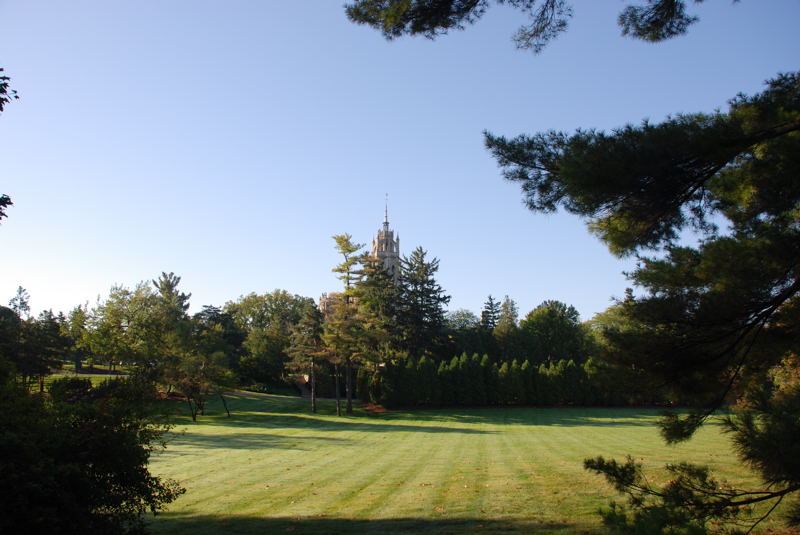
[{"xmin": 148, "ymin": 394, "xmax": 767, "ymax": 535}]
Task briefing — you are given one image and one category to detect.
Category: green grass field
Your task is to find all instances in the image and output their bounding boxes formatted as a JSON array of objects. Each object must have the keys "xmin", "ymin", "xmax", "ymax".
[{"xmin": 148, "ymin": 394, "xmax": 773, "ymax": 535}]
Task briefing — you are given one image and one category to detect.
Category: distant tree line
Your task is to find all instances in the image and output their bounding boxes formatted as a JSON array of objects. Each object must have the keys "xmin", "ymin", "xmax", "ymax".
[{"xmin": 1, "ymin": 240, "xmax": 662, "ymax": 417}]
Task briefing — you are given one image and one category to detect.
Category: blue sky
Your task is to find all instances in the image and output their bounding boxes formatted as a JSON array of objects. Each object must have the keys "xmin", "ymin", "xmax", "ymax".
[{"xmin": 1, "ymin": 1, "xmax": 798, "ymax": 321}]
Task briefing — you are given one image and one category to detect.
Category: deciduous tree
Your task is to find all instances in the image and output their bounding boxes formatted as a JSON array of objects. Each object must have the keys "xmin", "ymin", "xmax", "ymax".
[{"xmin": 0, "ymin": 364, "xmax": 183, "ymax": 534}]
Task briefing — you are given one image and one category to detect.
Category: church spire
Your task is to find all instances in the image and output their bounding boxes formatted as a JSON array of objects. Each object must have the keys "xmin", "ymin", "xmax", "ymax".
[
  {"xmin": 383, "ymin": 193, "xmax": 389, "ymax": 230},
  {"xmin": 371, "ymin": 194, "xmax": 400, "ymax": 280}
]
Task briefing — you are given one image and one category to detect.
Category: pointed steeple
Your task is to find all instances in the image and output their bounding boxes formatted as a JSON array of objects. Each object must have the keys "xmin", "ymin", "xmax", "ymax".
[
  {"xmin": 383, "ymin": 193, "xmax": 389, "ymax": 231},
  {"xmin": 370, "ymin": 195, "xmax": 400, "ymax": 280}
]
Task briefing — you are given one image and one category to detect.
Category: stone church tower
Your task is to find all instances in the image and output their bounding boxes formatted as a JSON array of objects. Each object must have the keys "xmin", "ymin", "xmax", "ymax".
[{"xmin": 370, "ymin": 203, "xmax": 400, "ymax": 280}]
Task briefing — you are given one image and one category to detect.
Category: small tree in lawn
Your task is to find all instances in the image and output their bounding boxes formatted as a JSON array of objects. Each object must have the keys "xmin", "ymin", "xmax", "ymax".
[{"xmin": 176, "ymin": 350, "xmax": 235, "ymax": 421}]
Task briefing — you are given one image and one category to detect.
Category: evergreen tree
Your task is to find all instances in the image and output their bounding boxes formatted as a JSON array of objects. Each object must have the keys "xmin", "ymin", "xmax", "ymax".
[
  {"xmin": 287, "ymin": 303, "xmax": 325, "ymax": 412},
  {"xmin": 509, "ymin": 360, "xmax": 525, "ymax": 405},
  {"xmin": 15, "ymin": 310, "xmax": 68, "ymax": 391},
  {"xmin": 332, "ymin": 233, "xmax": 365, "ymax": 291},
  {"xmin": 403, "ymin": 357, "xmax": 420, "ymax": 406},
  {"xmin": 480, "ymin": 295, "xmax": 500, "ymax": 330},
  {"xmin": 487, "ymin": 74, "xmax": 800, "ymax": 530},
  {"xmin": 481, "ymin": 355, "xmax": 499, "ymax": 405},
  {"xmin": 356, "ymin": 257, "xmax": 401, "ymax": 359},
  {"xmin": 520, "ymin": 359, "xmax": 536, "ymax": 405},
  {"xmin": 379, "ymin": 359, "xmax": 404, "ymax": 409},
  {"xmin": 8, "ymin": 286, "xmax": 30, "ymax": 319},
  {"xmin": 448, "ymin": 355, "xmax": 463, "ymax": 405},
  {"xmin": 537, "ymin": 363, "xmax": 552, "ymax": 406},
  {"xmin": 322, "ymin": 297, "xmax": 361, "ymax": 416},
  {"xmin": 496, "ymin": 362, "xmax": 510, "ymax": 405},
  {"xmin": 326, "ymin": 234, "xmax": 366, "ymax": 415},
  {"xmin": 437, "ymin": 359, "xmax": 454, "ymax": 406},
  {"xmin": 346, "ymin": 1, "xmax": 724, "ymax": 53},
  {"xmin": 397, "ymin": 247, "xmax": 451, "ymax": 358},
  {"xmin": 471, "ymin": 353, "xmax": 487, "ymax": 406},
  {"xmin": 417, "ymin": 356, "xmax": 437, "ymax": 406}
]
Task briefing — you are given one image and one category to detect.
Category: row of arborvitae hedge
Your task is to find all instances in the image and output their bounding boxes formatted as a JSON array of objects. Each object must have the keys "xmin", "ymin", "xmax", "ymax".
[{"xmin": 355, "ymin": 353, "xmax": 666, "ymax": 409}]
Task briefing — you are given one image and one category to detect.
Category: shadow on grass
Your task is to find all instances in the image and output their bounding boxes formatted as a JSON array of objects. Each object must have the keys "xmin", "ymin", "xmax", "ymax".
[
  {"xmin": 162, "ymin": 395, "xmax": 724, "ymax": 453},
  {"xmin": 388, "ymin": 407, "xmax": 727, "ymax": 429},
  {"xmin": 166, "ymin": 397, "xmax": 500, "ymax": 439},
  {"xmin": 150, "ymin": 513, "xmax": 586, "ymax": 535},
  {"xmin": 162, "ymin": 432, "xmax": 355, "ymax": 452},
  {"xmin": 373, "ymin": 408, "xmax": 658, "ymax": 427}
]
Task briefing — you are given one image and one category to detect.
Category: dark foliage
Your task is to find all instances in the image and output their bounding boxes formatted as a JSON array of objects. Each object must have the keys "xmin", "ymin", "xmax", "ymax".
[
  {"xmin": 346, "ymin": 1, "xmax": 713, "ymax": 53},
  {"xmin": 488, "ymin": 73, "xmax": 800, "ymax": 531},
  {"xmin": 0, "ymin": 367, "xmax": 184, "ymax": 534}
]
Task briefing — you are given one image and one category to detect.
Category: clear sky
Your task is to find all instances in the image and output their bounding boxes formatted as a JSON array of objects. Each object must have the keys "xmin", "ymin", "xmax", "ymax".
[{"xmin": 1, "ymin": 1, "xmax": 798, "ymax": 321}]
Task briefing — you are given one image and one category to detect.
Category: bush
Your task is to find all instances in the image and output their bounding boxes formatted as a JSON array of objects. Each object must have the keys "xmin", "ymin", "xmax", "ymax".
[{"xmin": 0, "ymin": 366, "xmax": 183, "ymax": 534}]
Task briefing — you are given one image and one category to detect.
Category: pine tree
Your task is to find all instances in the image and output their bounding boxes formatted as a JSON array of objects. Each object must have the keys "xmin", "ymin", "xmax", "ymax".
[
  {"xmin": 325, "ymin": 234, "xmax": 366, "ymax": 415},
  {"xmin": 345, "ymin": 1, "xmax": 713, "ymax": 52},
  {"xmin": 356, "ymin": 257, "xmax": 400, "ymax": 358},
  {"xmin": 489, "ymin": 75, "xmax": 800, "ymax": 530},
  {"xmin": 287, "ymin": 303, "xmax": 324, "ymax": 412},
  {"xmin": 480, "ymin": 295, "xmax": 500, "ymax": 330},
  {"xmin": 397, "ymin": 247, "xmax": 450, "ymax": 358}
]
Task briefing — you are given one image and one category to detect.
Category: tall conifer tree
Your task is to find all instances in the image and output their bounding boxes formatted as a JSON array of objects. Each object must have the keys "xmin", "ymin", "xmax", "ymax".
[{"xmin": 397, "ymin": 247, "xmax": 450, "ymax": 358}]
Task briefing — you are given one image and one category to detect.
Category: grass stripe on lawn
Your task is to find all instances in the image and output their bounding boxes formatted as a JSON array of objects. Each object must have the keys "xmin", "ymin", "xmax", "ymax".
[{"xmin": 149, "ymin": 395, "xmax": 782, "ymax": 535}]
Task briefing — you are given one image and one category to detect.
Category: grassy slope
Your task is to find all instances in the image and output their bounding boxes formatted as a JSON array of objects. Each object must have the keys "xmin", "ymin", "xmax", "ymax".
[{"xmin": 148, "ymin": 394, "xmax": 767, "ymax": 535}]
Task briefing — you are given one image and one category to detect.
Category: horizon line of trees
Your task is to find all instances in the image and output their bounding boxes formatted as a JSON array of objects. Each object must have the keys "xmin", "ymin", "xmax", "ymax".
[{"xmin": 3, "ymin": 241, "xmax": 621, "ymax": 419}]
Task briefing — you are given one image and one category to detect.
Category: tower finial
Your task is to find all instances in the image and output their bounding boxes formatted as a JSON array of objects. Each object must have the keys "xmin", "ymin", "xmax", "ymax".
[{"xmin": 384, "ymin": 193, "xmax": 389, "ymax": 229}]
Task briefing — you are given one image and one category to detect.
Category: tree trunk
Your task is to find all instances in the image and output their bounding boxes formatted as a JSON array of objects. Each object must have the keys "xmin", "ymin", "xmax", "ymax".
[
  {"xmin": 310, "ymin": 356, "xmax": 317, "ymax": 413},
  {"xmin": 334, "ymin": 363, "xmax": 342, "ymax": 417},
  {"xmin": 186, "ymin": 398, "xmax": 197, "ymax": 422},
  {"xmin": 345, "ymin": 357, "xmax": 353, "ymax": 415},
  {"xmin": 219, "ymin": 393, "xmax": 231, "ymax": 417},
  {"xmin": 39, "ymin": 375, "xmax": 44, "ymax": 393}
]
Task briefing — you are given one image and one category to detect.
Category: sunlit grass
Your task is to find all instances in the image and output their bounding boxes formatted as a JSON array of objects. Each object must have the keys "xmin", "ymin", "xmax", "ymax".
[{"xmin": 148, "ymin": 395, "xmax": 773, "ymax": 535}]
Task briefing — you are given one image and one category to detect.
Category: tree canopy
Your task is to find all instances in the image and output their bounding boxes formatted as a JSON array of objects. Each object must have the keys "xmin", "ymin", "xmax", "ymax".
[
  {"xmin": 346, "ymin": 0, "xmax": 717, "ymax": 53},
  {"xmin": 491, "ymin": 73, "xmax": 800, "ymax": 530}
]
